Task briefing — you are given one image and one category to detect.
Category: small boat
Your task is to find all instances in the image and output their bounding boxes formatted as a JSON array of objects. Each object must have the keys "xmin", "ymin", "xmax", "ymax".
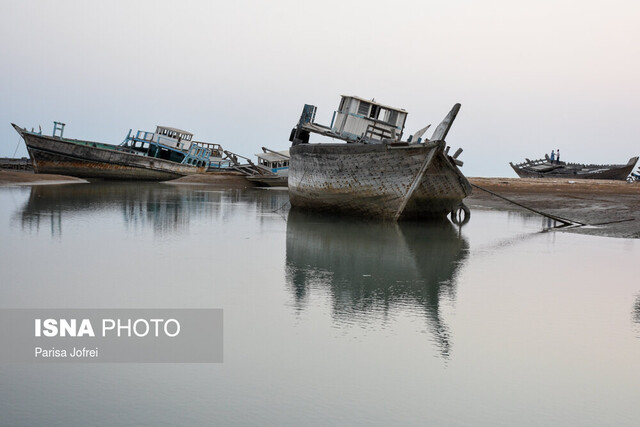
[
  {"xmin": 226, "ymin": 147, "xmax": 289, "ymax": 187},
  {"xmin": 287, "ymin": 95, "xmax": 472, "ymax": 221},
  {"xmin": 510, "ymin": 155, "xmax": 638, "ymax": 180},
  {"xmin": 245, "ymin": 148, "xmax": 289, "ymax": 187},
  {"xmin": 11, "ymin": 121, "xmax": 228, "ymax": 181}
]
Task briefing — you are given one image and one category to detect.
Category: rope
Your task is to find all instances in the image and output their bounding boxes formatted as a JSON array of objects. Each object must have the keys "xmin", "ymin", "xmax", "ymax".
[
  {"xmin": 12, "ymin": 135, "xmax": 22, "ymax": 158},
  {"xmin": 470, "ymin": 183, "xmax": 585, "ymax": 227},
  {"xmin": 272, "ymin": 200, "xmax": 290, "ymax": 213}
]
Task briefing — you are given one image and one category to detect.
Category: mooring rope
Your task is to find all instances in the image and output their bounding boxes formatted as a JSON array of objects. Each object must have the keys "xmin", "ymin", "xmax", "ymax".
[
  {"xmin": 470, "ymin": 183, "xmax": 585, "ymax": 227},
  {"xmin": 12, "ymin": 135, "xmax": 22, "ymax": 158}
]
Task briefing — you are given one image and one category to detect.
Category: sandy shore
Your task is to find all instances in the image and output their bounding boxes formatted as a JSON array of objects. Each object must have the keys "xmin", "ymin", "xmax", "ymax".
[
  {"xmin": 164, "ymin": 171, "xmax": 256, "ymax": 189},
  {"xmin": 0, "ymin": 170, "xmax": 253, "ymax": 188},
  {"xmin": 0, "ymin": 170, "xmax": 87, "ymax": 185},
  {"xmin": 2, "ymin": 170, "xmax": 638, "ymax": 238}
]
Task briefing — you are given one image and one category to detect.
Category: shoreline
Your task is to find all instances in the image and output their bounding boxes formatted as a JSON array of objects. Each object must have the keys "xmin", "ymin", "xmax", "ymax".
[
  {"xmin": 466, "ymin": 177, "xmax": 640, "ymax": 239},
  {"xmin": 2, "ymin": 170, "xmax": 638, "ymax": 238}
]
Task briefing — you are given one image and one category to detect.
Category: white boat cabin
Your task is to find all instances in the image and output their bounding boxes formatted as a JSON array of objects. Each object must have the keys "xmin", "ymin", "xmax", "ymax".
[
  {"xmin": 151, "ymin": 126, "xmax": 194, "ymax": 151},
  {"xmin": 331, "ymin": 95, "xmax": 408, "ymax": 142},
  {"xmin": 256, "ymin": 150, "xmax": 290, "ymax": 174}
]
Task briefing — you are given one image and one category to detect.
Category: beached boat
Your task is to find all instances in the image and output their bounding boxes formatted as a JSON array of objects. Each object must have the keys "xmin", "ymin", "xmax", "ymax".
[
  {"xmin": 246, "ymin": 147, "xmax": 289, "ymax": 187},
  {"xmin": 509, "ymin": 156, "xmax": 638, "ymax": 180},
  {"xmin": 11, "ymin": 122, "xmax": 227, "ymax": 181},
  {"xmin": 227, "ymin": 147, "xmax": 289, "ymax": 187},
  {"xmin": 288, "ymin": 95, "xmax": 472, "ymax": 221}
]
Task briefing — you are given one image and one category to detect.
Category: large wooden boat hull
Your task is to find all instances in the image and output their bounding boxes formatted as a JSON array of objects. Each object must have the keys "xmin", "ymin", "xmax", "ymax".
[
  {"xmin": 288, "ymin": 141, "xmax": 472, "ymax": 220},
  {"xmin": 13, "ymin": 125, "xmax": 205, "ymax": 181},
  {"xmin": 510, "ymin": 157, "xmax": 638, "ymax": 180}
]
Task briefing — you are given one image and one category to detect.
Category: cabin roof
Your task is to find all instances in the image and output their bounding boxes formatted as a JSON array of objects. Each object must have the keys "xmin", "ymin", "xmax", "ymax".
[
  {"xmin": 255, "ymin": 150, "xmax": 289, "ymax": 161},
  {"xmin": 156, "ymin": 125, "xmax": 193, "ymax": 136},
  {"xmin": 341, "ymin": 95, "xmax": 407, "ymax": 113}
]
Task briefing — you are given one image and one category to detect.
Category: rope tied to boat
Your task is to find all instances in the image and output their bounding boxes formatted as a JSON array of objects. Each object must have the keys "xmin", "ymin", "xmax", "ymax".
[{"xmin": 470, "ymin": 183, "xmax": 584, "ymax": 227}]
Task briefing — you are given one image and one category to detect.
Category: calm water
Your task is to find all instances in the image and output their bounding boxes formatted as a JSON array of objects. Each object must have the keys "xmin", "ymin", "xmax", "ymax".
[{"xmin": 0, "ymin": 182, "xmax": 639, "ymax": 426}]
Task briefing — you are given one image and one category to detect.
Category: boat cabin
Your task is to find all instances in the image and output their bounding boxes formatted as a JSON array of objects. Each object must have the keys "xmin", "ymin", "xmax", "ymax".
[
  {"xmin": 121, "ymin": 125, "xmax": 211, "ymax": 167},
  {"xmin": 331, "ymin": 96, "xmax": 407, "ymax": 142},
  {"xmin": 152, "ymin": 126, "xmax": 194, "ymax": 151},
  {"xmin": 256, "ymin": 150, "xmax": 290, "ymax": 174}
]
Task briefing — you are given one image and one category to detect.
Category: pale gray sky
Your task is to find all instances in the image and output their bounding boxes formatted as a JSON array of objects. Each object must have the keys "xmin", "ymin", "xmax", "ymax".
[{"xmin": 1, "ymin": 0, "xmax": 638, "ymax": 176}]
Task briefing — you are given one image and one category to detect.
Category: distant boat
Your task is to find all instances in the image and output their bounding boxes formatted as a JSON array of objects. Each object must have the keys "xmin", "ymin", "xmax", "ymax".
[
  {"xmin": 12, "ymin": 122, "xmax": 230, "ymax": 181},
  {"xmin": 288, "ymin": 95, "xmax": 472, "ymax": 221},
  {"xmin": 510, "ymin": 156, "xmax": 638, "ymax": 180},
  {"xmin": 223, "ymin": 147, "xmax": 289, "ymax": 187},
  {"xmin": 245, "ymin": 147, "xmax": 289, "ymax": 187}
]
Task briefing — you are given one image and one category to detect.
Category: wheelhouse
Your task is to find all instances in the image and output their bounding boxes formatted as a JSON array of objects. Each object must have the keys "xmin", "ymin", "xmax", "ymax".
[
  {"xmin": 256, "ymin": 150, "xmax": 290, "ymax": 173},
  {"xmin": 331, "ymin": 95, "xmax": 408, "ymax": 142}
]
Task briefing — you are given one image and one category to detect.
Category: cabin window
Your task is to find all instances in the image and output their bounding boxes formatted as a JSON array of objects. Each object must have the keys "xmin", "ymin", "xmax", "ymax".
[
  {"xmin": 357, "ymin": 101, "xmax": 370, "ymax": 116},
  {"xmin": 369, "ymin": 105, "xmax": 380, "ymax": 119},
  {"xmin": 339, "ymin": 97, "xmax": 346, "ymax": 112},
  {"xmin": 388, "ymin": 110, "xmax": 398, "ymax": 125}
]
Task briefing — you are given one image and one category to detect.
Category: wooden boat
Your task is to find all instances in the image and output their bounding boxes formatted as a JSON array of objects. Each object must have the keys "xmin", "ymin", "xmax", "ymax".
[
  {"xmin": 288, "ymin": 96, "xmax": 472, "ymax": 221},
  {"xmin": 226, "ymin": 147, "xmax": 289, "ymax": 187},
  {"xmin": 245, "ymin": 148, "xmax": 289, "ymax": 187},
  {"xmin": 510, "ymin": 156, "xmax": 638, "ymax": 180},
  {"xmin": 11, "ymin": 122, "xmax": 227, "ymax": 181}
]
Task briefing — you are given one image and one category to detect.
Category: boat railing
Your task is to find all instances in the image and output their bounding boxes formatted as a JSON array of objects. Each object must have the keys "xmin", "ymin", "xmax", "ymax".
[
  {"xmin": 193, "ymin": 141, "xmax": 224, "ymax": 157},
  {"xmin": 181, "ymin": 143, "xmax": 212, "ymax": 168},
  {"xmin": 135, "ymin": 130, "xmax": 154, "ymax": 141},
  {"xmin": 365, "ymin": 122, "xmax": 395, "ymax": 141},
  {"xmin": 513, "ymin": 158, "xmax": 549, "ymax": 168},
  {"xmin": 52, "ymin": 121, "xmax": 66, "ymax": 138}
]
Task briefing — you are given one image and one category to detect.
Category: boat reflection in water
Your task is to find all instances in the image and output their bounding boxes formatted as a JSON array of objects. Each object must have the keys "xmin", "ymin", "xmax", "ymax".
[
  {"xmin": 285, "ymin": 209, "xmax": 469, "ymax": 357},
  {"xmin": 15, "ymin": 183, "xmax": 289, "ymax": 237}
]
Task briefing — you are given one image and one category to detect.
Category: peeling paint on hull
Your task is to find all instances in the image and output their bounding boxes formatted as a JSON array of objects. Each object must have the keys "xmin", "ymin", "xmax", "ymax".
[
  {"xmin": 18, "ymin": 130, "xmax": 205, "ymax": 181},
  {"xmin": 288, "ymin": 142, "xmax": 472, "ymax": 220}
]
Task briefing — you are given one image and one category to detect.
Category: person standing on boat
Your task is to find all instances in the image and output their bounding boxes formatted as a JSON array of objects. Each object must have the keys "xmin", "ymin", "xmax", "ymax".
[
  {"xmin": 550, "ymin": 150, "xmax": 555, "ymax": 162},
  {"xmin": 556, "ymin": 149, "xmax": 560, "ymax": 163}
]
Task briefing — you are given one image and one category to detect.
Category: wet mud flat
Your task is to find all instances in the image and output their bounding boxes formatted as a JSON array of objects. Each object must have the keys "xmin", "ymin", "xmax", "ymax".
[
  {"xmin": 467, "ymin": 177, "xmax": 640, "ymax": 238},
  {"xmin": 0, "ymin": 170, "xmax": 86, "ymax": 185},
  {"xmin": 0, "ymin": 170, "xmax": 253, "ymax": 189},
  {"xmin": 3, "ymin": 170, "xmax": 638, "ymax": 238}
]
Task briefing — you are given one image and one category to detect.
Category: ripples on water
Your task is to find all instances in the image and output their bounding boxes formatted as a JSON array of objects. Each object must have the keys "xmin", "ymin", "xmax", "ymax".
[{"xmin": 0, "ymin": 182, "xmax": 639, "ymax": 426}]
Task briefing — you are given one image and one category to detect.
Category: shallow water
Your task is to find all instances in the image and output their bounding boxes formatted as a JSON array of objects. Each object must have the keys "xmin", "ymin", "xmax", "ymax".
[{"xmin": 0, "ymin": 182, "xmax": 639, "ymax": 426}]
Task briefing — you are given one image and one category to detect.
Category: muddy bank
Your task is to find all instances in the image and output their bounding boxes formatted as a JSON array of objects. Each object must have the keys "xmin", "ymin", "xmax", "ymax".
[
  {"xmin": 0, "ymin": 170, "xmax": 87, "ymax": 185},
  {"xmin": 0, "ymin": 169, "xmax": 253, "ymax": 189},
  {"xmin": 467, "ymin": 177, "xmax": 640, "ymax": 238},
  {"xmin": 3, "ymin": 170, "xmax": 637, "ymax": 238},
  {"xmin": 165, "ymin": 172, "xmax": 254, "ymax": 189}
]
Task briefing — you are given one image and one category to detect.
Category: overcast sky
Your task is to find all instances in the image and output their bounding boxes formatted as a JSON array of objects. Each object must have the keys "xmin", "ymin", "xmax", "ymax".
[{"xmin": 1, "ymin": 0, "xmax": 638, "ymax": 176}]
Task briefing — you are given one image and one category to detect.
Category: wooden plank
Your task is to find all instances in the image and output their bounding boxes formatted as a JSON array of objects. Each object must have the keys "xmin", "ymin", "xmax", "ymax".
[{"xmin": 393, "ymin": 144, "xmax": 439, "ymax": 221}]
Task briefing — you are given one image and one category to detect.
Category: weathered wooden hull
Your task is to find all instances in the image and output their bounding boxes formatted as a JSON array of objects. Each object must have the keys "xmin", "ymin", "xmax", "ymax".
[
  {"xmin": 288, "ymin": 141, "xmax": 472, "ymax": 220},
  {"xmin": 510, "ymin": 157, "xmax": 638, "ymax": 180},
  {"xmin": 14, "ymin": 126, "xmax": 205, "ymax": 181}
]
